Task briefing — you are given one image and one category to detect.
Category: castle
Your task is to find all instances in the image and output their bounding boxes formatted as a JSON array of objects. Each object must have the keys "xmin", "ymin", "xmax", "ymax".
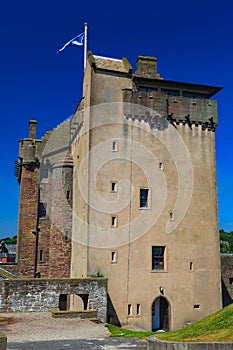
[{"xmin": 15, "ymin": 52, "xmax": 223, "ymax": 331}]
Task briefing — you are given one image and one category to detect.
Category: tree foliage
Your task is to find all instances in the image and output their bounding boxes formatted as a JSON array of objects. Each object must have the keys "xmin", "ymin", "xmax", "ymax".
[
  {"xmin": 2, "ymin": 235, "xmax": 17, "ymax": 244},
  {"xmin": 219, "ymin": 229, "xmax": 233, "ymax": 254}
]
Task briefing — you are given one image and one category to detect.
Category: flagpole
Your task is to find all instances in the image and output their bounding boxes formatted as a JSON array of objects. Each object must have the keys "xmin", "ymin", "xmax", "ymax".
[{"xmin": 84, "ymin": 22, "xmax": 88, "ymax": 72}]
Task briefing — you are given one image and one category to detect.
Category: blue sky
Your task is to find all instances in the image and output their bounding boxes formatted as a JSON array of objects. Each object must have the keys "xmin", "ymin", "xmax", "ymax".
[{"xmin": 0, "ymin": 0, "xmax": 232, "ymax": 237}]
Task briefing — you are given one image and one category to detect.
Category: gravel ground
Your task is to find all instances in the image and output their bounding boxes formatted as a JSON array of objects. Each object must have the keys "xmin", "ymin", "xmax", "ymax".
[{"xmin": 0, "ymin": 312, "xmax": 110, "ymax": 343}]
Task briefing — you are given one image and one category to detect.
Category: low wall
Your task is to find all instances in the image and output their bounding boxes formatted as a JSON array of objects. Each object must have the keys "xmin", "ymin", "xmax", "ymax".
[
  {"xmin": 148, "ymin": 337, "xmax": 233, "ymax": 350},
  {"xmin": 0, "ymin": 278, "xmax": 107, "ymax": 322}
]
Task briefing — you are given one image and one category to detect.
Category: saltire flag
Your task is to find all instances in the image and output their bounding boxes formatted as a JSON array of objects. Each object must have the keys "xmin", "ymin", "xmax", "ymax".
[{"xmin": 57, "ymin": 32, "xmax": 84, "ymax": 54}]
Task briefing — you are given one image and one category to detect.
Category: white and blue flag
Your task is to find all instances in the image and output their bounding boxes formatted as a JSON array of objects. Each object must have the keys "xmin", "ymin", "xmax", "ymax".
[{"xmin": 57, "ymin": 32, "xmax": 84, "ymax": 54}]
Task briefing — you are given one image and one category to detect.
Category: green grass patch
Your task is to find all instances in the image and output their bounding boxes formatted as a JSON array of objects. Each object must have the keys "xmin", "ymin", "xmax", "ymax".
[
  {"xmin": 105, "ymin": 324, "xmax": 159, "ymax": 339},
  {"xmin": 157, "ymin": 303, "xmax": 233, "ymax": 342}
]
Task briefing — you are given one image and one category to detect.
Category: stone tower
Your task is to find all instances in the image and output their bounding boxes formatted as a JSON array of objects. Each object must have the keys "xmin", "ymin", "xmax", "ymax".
[
  {"xmin": 16, "ymin": 119, "xmax": 72, "ymax": 278},
  {"xmin": 70, "ymin": 53, "xmax": 222, "ymax": 331}
]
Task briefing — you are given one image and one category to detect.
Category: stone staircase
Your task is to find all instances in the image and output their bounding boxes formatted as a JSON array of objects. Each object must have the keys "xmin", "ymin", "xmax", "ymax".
[{"xmin": 0, "ymin": 267, "xmax": 18, "ymax": 280}]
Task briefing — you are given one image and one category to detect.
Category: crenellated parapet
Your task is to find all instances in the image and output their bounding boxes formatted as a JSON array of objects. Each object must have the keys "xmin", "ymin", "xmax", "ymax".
[
  {"xmin": 167, "ymin": 95, "xmax": 218, "ymax": 130},
  {"xmin": 122, "ymin": 90, "xmax": 218, "ymax": 131}
]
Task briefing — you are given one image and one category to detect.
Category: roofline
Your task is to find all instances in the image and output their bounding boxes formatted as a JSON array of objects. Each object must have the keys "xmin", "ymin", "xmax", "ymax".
[
  {"xmin": 133, "ymin": 76, "xmax": 223, "ymax": 98},
  {"xmin": 87, "ymin": 51, "xmax": 132, "ymax": 75}
]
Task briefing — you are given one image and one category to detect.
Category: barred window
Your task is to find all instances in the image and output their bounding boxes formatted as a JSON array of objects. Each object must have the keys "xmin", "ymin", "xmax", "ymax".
[{"xmin": 152, "ymin": 246, "xmax": 165, "ymax": 270}]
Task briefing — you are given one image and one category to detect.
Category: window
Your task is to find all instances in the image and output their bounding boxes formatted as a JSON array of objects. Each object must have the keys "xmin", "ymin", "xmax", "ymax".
[
  {"xmin": 159, "ymin": 162, "xmax": 163, "ymax": 170},
  {"xmin": 39, "ymin": 250, "xmax": 43, "ymax": 263},
  {"xmin": 111, "ymin": 251, "xmax": 117, "ymax": 263},
  {"xmin": 39, "ymin": 203, "xmax": 47, "ymax": 218},
  {"xmin": 190, "ymin": 261, "xmax": 194, "ymax": 271},
  {"xmin": 66, "ymin": 190, "xmax": 70, "ymax": 200},
  {"xmin": 194, "ymin": 304, "xmax": 200, "ymax": 309},
  {"xmin": 229, "ymin": 278, "xmax": 233, "ymax": 285},
  {"xmin": 161, "ymin": 88, "xmax": 180, "ymax": 96},
  {"xmin": 152, "ymin": 246, "xmax": 165, "ymax": 270},
  {"xmin": 182, "ymin": 92, "xmax": 206, "ymax": 99},
  {"xmin": 64, "ymin": 230, "xmax": 69, "ymax": 241},
  {"xmin": 40, "ymin": 168, "xmax": 48, "ymax": 180},
  {"xmin": 169, "ymin": 211, "xmax": 174, "ymax": 221},
  {"xmin": 140, "ymin": 188, "xmax": 149, "ymax": 208},
  {"xmin": 111, "ymin": 216, "xmax": 118, "ymax": 227},
  {"xmin": 138, "ymin": 87, "xmax": 158, "ymax": 92},
  {"xmin": 127, "ymin": 304, "xmax": 132, "ymax": 316},
  {"xmin": 111, "ymin": 182, "xmax": 118, "ymax": 192},
  {"xmin": 112, "ymin": 141, "xmax": 118, "ymax": 152},
  {"xmin": 136, "ymin": 304, "xmax": 141, "ymax": 316}
]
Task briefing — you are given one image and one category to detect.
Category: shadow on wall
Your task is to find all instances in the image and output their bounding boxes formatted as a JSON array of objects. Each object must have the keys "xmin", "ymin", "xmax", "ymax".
[
  {"xmin": 107, "ymin": 294, "xmax": 121, "ymax": 327},
  {"xmin": 222, "ymin": 279, "xmax": 233, "ymax": 307}
]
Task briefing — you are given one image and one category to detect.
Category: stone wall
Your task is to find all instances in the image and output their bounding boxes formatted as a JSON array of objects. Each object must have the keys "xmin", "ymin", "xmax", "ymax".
[
  {"xmin": 17, "ymin": 165, "xmax": 40, "ymax": 277},
  {"xmin": 0, "ymin": 278, "xmax": 107, "ymax": 322},
  {"xmin": 48, "ymin": 158, "xmax": 73, "ymax": 278},
  {"xmin": 148, "ymin": 337, "xmax": 233, "ymax": 350},
  {"xmin": 123, "ymin": 90, "xmax": 217, "ymax": 130},
  {"xmin": 221, "ymin": 254, "xmax": 233, "ymax": 307}
]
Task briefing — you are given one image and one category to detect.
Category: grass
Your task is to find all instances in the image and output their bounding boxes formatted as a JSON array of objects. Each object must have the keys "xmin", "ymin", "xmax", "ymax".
[
  {"xmin": 157, "ymin": 303, "xmax": 233, "ymax": 342},
  {"xmin": 106, "ymin": 304, "xmax": 233, "ymax": 342},
  {"xmin": 105, "ymin": 324, "xmax": 159, "ymax": 339}
]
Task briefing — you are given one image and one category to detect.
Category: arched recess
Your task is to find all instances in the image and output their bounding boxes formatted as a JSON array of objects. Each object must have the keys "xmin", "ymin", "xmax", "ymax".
[
  {"xmin": 151, "ymin": 296, "xmax": 170, "ymax": 331},
  {"xmin": 59, "ymin": 293, "xmax": 89, "ymax": 311}
]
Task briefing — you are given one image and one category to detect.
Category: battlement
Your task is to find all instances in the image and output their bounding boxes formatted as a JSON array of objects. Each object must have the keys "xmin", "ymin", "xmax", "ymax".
[{"xmin": 123, "ymin": 90, "xmax": 218, "ymax": 131}]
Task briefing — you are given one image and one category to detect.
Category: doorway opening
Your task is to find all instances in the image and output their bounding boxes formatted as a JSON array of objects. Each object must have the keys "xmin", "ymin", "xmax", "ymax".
[
  {"xmin": 152, "ymin": 296, "xmax": 170, "ymax": 331},
  {"xmin": 59, "ymin": 293, "xmax": 89, "ymax": 311}
]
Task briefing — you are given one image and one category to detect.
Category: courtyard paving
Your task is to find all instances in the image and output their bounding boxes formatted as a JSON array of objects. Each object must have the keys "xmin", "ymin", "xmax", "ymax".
[{"xmin": 0, "ymin": 312, "xmax": 147, "ymax": 349}]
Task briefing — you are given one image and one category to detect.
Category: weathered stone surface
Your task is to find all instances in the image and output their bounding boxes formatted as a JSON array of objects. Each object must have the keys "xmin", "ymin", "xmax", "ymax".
[
  {"xmin": 148, "ymin": 336, "xmax": 233, "ymax": 350},
  {"xmin": 0, "ymin": 278, "xmax": 107, "ymax": 322},
  {"xmin": 0, "ymin": 332, "xmax": 6, "ymax": 350},
  {"xmin": 51, "ymin": 309, "xmax": 97, "ymax": 319},
  {"xmin": 221, "ymin": 254, "xmax": 233, "ymax": 306}
]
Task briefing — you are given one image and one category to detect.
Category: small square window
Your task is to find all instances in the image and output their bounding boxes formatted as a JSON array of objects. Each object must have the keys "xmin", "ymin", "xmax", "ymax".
[
  {"xmin": 169, "ymin": 211, "xmax": 174, "ymax": 221},
  {"xmin": 111, "ymin": 216, "xmax": 118, "ymax": 227},
  {"xmin": 112, "ymin": 141, "xmax": 118, "ymax": 152},
  {"xmin": 111, "ymin": 182, "xmax": 118, "ymax": 192},
  {"xmin": 39, "ymin": 203, "xmax": 47, "ymax": 218},
  {"xmin": 111, "ymin": 251, "xmax": 118, "ymax": 263},
  {"xmin": 152, "ymin": 246, "xmax": 165, "ymax": 270},
  {"xmin": 159, "ymin": 162, "xmax": 163, "ymax": 171},
  {"xmin": 194, "ymin": 304, "xmax": 200, "ymax": 309},
  {"xmin": 140, "ymin": 188, "xmax": 149, "ymax": 208}
]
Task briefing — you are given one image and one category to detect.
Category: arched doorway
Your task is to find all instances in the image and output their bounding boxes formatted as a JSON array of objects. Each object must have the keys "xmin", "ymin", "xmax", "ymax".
[{"xmin": 152, "ymin": 297, "xmax": 170, "ymax": 331}]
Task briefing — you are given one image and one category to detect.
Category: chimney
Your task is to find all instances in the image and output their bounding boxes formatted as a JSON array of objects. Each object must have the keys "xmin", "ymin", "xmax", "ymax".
[
  {"xmin": 135, "ymin": 56, "xmax": 162, "ymax": 79},
  {"xmin": 29, "ymin": 120, "xmax": 37, "ymax": 139}
]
